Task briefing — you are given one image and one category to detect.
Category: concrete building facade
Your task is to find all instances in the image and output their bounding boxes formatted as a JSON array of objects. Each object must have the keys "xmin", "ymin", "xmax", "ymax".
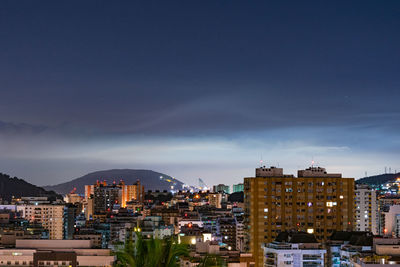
[
  {"xmin": 355, "ymin": 184, "xmax": 378, "ymax": 234},
  {"xmin": 0, "ymin": 240, "xmax": 114, "ymax": 267},
  {"xmin": 22, "ymin": 205, "xmax": 64, "ymax": 240},
  {"xmin": 244, "ymin": 166, "xmax": 354, "ymax": 266}
]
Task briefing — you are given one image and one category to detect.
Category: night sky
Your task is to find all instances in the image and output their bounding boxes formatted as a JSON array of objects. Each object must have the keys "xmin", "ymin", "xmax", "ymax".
[{"xmin": 1, "ymin": 1, "xmax": 399, "ymax": 186}]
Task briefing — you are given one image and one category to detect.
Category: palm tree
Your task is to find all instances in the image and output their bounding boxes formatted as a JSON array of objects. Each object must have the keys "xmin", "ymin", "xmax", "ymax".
[
  {"xmin": 115, "ymin": 231, "xmax": 189, "ymax": 267},
  {"xmin": 196, "ymin": 254, "xmax": 227, "ymax": 267}
]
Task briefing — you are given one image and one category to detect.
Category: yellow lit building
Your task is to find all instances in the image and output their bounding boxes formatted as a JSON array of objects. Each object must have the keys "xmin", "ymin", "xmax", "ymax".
[
  {"xmin": 120, "ymin": 180, "xmax": 145, "ymax": 207},
  {"xmin": 84, "ymin": 180, "xmax": 144, "ymax": 209},
  {"xmin": 244, "ymin": 166, "xmax": 354, "ymax": 266}
]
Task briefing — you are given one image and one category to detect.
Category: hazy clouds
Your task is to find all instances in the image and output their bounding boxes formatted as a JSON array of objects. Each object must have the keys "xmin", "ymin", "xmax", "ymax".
[{"xmin": 0, "ymin": 1, "xmax": 399, "ymax": 185}]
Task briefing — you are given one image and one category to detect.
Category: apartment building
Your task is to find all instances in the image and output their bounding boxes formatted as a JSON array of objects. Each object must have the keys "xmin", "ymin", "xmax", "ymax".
[
  {"xmin": 263, "ymin": 232, "xmax": 326, "ymax": 267},
  {"xmin": 355, "ymin": 184, "xmax": 378, "ymax": 234},
  {"xmin": 22, "ymin": 204, "xmax": 64, "ymax": 240},
  {"xmin": 244, "ymin": 166, "xmax": 354, "ymax": 266}
]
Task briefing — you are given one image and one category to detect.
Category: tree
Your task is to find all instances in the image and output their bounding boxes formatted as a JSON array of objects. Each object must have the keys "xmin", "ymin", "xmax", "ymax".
[
  {"xmin": 115, "ymin": 231, "xmax": 189, "ymax": 267},
  {"xmin": 196, "ymin": 254, "xmax": 227, "ymax": 267}
]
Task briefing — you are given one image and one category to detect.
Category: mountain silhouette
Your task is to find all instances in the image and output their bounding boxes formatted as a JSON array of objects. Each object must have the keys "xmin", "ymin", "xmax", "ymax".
[
  {"xmin": 0, "ymin": 173, "xmax": 61, "ymax": 202},
  {"xmin": 43, "ymin": 169, "xmax": 185, "ymax": 195},
  {"xmin": 356, "ymin": 173, "xmax": 400, "ymax": 185}
]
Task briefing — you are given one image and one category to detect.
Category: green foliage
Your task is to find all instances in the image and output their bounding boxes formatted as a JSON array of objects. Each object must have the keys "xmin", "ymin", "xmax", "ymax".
[
  {"xmin": 196, "ymin": 254, "xmax": 227, "ymax": 267},
  {"xmin": 114, "ymin": 231, "xmax": 189, "ymax": 267}
]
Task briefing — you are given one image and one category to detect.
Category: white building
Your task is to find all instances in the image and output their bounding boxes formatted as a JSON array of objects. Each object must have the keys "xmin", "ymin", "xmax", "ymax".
[
  {"xmin": 20, "ymin": 204, "xmax": 64, "ymax": 239},
  {"xmin": 350, "ymin": 238, "xmax": 400, "ymax": 266},
  {"xmin": 381, "ymin": 205, "xmax": 400, "ymax": 237},
  {"xmin": 154, "ymin": 226, "xmax": 174, "ymax": 239},
  {"xmin": 355, "ymin": 184, "xmax": 378, "ymax": 234},
  {"xmin": 263, "ymin": 232, "xmax": 326, "ymax": 267},
  {"xmin": 0, "ymin": 240, "xmax": 115, "ymax": 267}
]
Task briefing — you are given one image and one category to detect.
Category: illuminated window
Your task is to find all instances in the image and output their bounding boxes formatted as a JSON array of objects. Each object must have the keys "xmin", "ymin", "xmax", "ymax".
[{"xmin": 326, "ymin": 202, "xmax": 333, "ymax": 207}]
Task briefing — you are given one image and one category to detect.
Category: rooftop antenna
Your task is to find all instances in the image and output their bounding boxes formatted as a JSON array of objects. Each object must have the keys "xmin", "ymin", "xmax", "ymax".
[
  {"xmin": 385, "ymin": 167, "xmax": 387, "ymax": 174},
  {"xmin": 311, "ymin": 157, "xmax": 315, "ymax": 168},
  {"xmin": 260, "ymin": 155, "xmax": 263, "ymax": 167},
  {"xmin": 365, "ymin": 171, "xmax": 368, "ymax": 177},
  {"xmin": 389, "ymin": 167, "xmax": 392, "ymax": 173}
]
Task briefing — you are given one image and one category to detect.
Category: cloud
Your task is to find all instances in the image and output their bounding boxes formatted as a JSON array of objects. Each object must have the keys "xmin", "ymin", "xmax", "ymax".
[
  {"xmin": 1, "ymin": 122, "xmax": 399, "ymax": 186},
  {"xmin": 0, "ymin": 120, "xmax": 47, "ymax": 135}
]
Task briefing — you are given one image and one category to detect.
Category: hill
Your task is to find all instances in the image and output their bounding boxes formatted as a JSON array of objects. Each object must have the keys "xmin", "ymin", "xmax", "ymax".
[
  {"xmin": 356, "ymin": 173, "xmax": 400, "ymax": 185},
  {"xmin": 43, "ymin": 169, "xmax": 185, "ymax": 195},
  {"xmin": 0, "ymin": 173, "xmax": 62, "ymax": 202}
]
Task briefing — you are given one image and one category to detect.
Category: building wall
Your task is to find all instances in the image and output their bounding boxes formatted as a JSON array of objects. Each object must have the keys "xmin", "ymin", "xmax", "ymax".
[
  {"xmin": 355, "ymin": 185, "xmax": 377, "ymax": 233},
  {"xmin": 23, "ymin": 205, "xmax": 64, "ymax": 240},
  {"xmin": 264, "ymin": 246, "xmax": 326, "ymax": 267},
  {"xmin": 236, "ymin": 220, "xmax": 245, "ymax": 252},
  {"xmin": 244, "ymin": 168, "xmax": 354, "ymax": 267},
  {"xmin": 209, "ymin": 193, "xmax": 223, "ymax": 209},
  {"xmin": 213, "ymin": 184, "xmax": 230, "ymax": 194},
  {"xmin": 121, "ymin": 182, "xmax": 145, "ymax": 207},
  {"xmin": 93, "ymin": 186, "xmax": 121, "ymax": 214},
  {"xmin": 0, "ymin": 248, "xmax": 114, "ymax": 267},
  {"xmin": 233, "ymin": 183, "xmax": 244, "ymax": 193},
  {"xmin": 382, "ymin": 205, "xmax": 400, "ymax": 237}
]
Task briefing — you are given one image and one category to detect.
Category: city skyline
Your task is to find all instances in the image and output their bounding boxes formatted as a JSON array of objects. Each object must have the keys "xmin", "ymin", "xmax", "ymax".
[{"xmin": 1, "ymin": 1, "xmax": 400, "ymax": 186}]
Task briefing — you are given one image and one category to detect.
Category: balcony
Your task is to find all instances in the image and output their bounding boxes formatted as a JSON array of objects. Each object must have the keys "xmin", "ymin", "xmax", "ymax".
[{"xmin": 303, "ymin": 255, "xmax": 322, "ymax": 260}]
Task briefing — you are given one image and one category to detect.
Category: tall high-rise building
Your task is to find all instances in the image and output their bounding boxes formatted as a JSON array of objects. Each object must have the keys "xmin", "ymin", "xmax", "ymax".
[
  {"xmin": 355, "ymin": 184, "xmax": 378, "ymax": 234},
  {"xmin": 64, "ymin": 204, "xmax": 79, "ymax": 239},
  {"xmin": 120, "ymin": 180, "xmax": 145, "ymax": 207},
  {"xmin": 85, "ymin": 180, "xmax": 145, "ymax": 215},
  {"xmin": 23, "ymin": 204, "xmax": 64, "ymax": 240},
  {"xmin": 244, "ymin": 166, "xmax": 354, "ymax": 267},
  {"xmin": 233, "ymin": 183, "xmax": 244, "ymax": 193},
  {"xmin": 93, "ymin": 184, "xmax": 121, "ymax": 214},
  {"xmin": 213, "ymin": 184, "xmax": 230, "ymax": 194}
]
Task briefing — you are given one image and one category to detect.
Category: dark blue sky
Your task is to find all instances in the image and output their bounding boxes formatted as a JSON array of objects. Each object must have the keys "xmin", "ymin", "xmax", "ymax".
[{"xmin": 0, "ymin": 1, "xmax": 399, "ymax": 186}]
